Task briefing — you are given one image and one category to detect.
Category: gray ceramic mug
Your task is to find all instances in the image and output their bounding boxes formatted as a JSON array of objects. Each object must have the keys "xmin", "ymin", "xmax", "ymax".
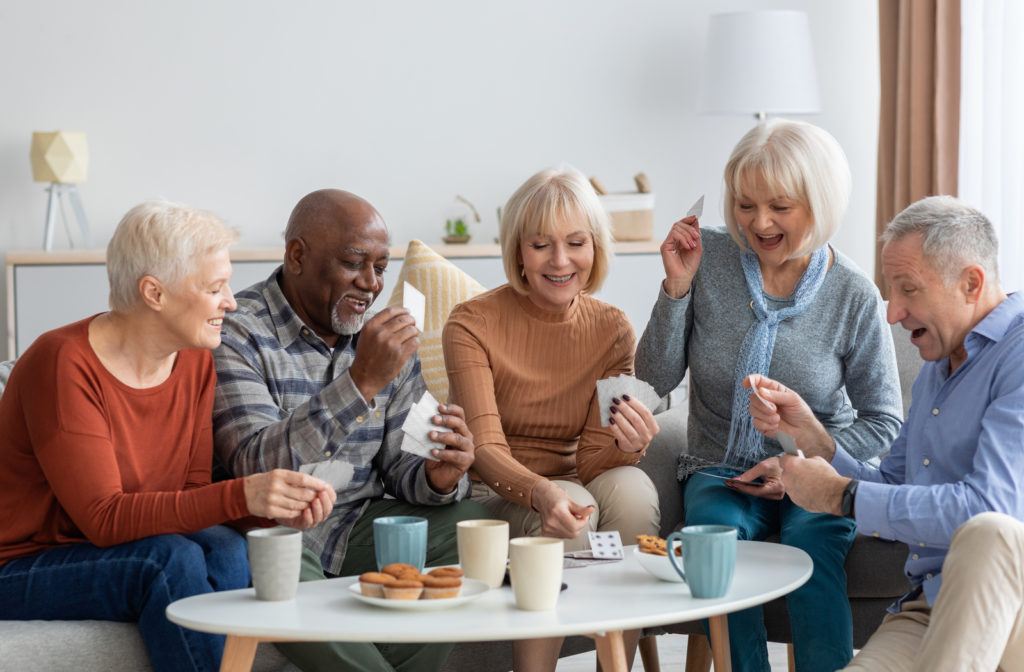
[
  {"xmin": 666, "ymin": 524, "xmax": 738, "ymax": 598},
  {"xmin": 246, "ymin": 527, "xmax": 303, "ymax": 601}
]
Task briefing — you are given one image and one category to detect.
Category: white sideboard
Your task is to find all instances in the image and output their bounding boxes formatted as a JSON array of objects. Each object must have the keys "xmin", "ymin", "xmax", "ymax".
[{"xmin": 6, "ymin": 241, "xmax": 664, "ymax": 359}]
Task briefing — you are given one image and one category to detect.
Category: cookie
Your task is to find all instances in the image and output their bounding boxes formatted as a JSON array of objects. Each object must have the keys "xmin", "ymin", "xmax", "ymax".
[{"xmin": 636, "ymin": 534, "xmax": 668, "ymax": 556}]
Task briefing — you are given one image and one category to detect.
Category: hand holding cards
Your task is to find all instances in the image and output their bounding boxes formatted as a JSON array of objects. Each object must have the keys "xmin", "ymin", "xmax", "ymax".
[
  {"xmin": 595, "ymin": 375, "xmax": 660, "ymax": 427},
  {"xmin": 400, "ymin": 391, "xmax": 451, "ymax": 461},
  {"xmin": 746, "ymin": 374, "xmax": 803, "ymax": 458}
]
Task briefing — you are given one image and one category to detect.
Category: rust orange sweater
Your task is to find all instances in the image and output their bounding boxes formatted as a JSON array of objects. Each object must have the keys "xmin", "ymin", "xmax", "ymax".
[
  {"xmin": 442, "ymin": 285, "xmax": 643, "ymax": 511},
  {"xmin": 0, "ymin": 317, "xmax": 249, "ymax": 565}
]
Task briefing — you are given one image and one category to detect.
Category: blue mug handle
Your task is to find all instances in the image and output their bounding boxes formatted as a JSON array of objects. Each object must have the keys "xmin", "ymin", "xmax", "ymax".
[{"xmin": 665, "ymin": 531, "xmax": 686, "ymax": 582}]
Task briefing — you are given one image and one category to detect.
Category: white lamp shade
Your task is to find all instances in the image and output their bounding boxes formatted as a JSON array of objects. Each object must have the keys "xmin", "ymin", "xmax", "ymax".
[{"xmin": 698, "ymin": 10, "xmax": 821, "ymax": 116}]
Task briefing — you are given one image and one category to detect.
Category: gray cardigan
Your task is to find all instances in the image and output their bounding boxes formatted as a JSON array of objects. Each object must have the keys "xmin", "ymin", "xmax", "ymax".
[{"xmin": 635, "ymin": 228, "xmax": 903, "ymax": 475}]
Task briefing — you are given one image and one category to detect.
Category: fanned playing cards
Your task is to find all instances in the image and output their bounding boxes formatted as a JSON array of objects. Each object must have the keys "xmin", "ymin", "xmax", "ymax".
[
  {"xmin": 400, "ymin": 390, "xmax": 451, "ymax": 461},
  {"xmin": 595, "ymin": 375, "xmax": 661, "ymax": 427}
]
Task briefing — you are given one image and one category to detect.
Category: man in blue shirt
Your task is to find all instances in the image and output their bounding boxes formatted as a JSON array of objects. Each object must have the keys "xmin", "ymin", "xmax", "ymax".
[{"xmin": 744, "ymin": 196, "xmax": 1024, "ymax": 670}]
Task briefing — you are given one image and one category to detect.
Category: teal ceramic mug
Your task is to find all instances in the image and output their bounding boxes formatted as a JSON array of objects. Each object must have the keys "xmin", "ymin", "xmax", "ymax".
[
  {"xmin": 666, "ymin": 524, "xmax": 738, "ymax": 598},
  {"xmin": 373, "ymin": 516, "xmax": 428, "ymax": 571}
]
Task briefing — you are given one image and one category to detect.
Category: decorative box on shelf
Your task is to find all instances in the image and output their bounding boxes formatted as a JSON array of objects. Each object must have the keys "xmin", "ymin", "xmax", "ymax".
[{"xmin": 598, "ymin": 192, "xmax": 655, "ymax": 241}]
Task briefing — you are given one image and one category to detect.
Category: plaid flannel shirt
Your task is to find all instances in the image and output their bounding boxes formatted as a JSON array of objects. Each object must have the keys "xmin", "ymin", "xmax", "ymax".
[{"xmin": 212, "ymin": 268, "xmax": 468, "ymax": 574}]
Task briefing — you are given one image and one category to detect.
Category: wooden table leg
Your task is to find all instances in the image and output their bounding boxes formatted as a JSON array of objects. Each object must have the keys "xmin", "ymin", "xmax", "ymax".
[
  {"xmin": 638, "ymin": 634, "xmax": 662, "ymax": 672},
  {"xmin": 587, "ymin": 630, "xmax": 629, "ymax": 672},
  {"xmin": 220, "ymin": 635, "xmax": 260, "ymax": 672},
  {"xmin": 708, "ymin": 615, "xmax": 732, "ymax": 672}
]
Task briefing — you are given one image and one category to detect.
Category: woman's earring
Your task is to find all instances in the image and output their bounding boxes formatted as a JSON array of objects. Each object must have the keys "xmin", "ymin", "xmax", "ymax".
[{"xmin": 520, "ymin": 266, "xmax": 526, "ymax": 278}]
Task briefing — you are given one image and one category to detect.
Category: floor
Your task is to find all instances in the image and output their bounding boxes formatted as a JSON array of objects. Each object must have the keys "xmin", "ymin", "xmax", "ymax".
[{"xmin": 555, "ymin": 634, "xmax": 792, "ymax": 671}]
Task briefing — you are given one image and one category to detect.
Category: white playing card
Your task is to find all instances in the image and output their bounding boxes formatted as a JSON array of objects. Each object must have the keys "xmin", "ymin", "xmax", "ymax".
[
  {"xmin": 298, "ymin": 460, "xmax": 354, "ymax": 490},
  {"xmin": 596, "ymin": 375, "xmax": 662, "ymax": 427},
  {"xmin": 402, "ymin": 282, "xmax": 426, "ymax": 332},
  {"xmin": 776, "ymin": 431, "xmax": 802, "ymax": 457},
  {"xmin": 400, "ymin": 390, "xmax": 451, "ymax": 461},
  {"xmin": 746, "ymin": 375, "xmax": 804, "ymax": 457},
  {"xmin": 588, "ymin": 531, "xmax": 624, "ymax": 559},
  {"xmin": 686, "ymin": 194, "xmax": 705, "ymax": 220}
]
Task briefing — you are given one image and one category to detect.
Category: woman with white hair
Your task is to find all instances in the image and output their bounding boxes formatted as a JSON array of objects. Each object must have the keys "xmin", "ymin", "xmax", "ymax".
[
  {"xmin": 0, "ymin": 201, "xmax": 335, "ymax": 672},
  {"xmin": 635, "ymin": 119, "xmax": 904, "ymax": 672},
  {"xmin": 443, "ymin": 166, "xmax": 661, "ymax": 671}
]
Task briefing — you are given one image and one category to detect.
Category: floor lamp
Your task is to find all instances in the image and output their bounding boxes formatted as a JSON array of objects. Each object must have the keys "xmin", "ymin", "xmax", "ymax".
[
  {"xmin": 698, "ymin": 10, "xmax": 821, "ymax": 122},
  {"xmin": 30, "ymin": 131, "xmax": 92, "ymax": 251}
]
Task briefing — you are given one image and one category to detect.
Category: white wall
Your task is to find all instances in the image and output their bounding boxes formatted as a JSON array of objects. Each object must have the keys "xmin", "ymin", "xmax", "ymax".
[{"xmin": 0, "ymin": 0, "xmax": 879, "ymax": 359}]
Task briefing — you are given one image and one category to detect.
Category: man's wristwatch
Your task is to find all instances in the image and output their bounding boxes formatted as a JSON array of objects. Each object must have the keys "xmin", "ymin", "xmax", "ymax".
[{"xmin": 841, "ymin": 479, "xmax": 859, "ymax": 518}]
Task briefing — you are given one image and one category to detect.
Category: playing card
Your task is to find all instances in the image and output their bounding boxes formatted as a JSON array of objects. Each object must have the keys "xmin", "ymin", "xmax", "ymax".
[
  {"xmin": 587, "ymin": 531, "xmax": 624, "ymax": 559},
  {"xmin": 745, "ymin": 375, "xmax": 804, "ymax": 457},
  {"xmin": 298, "ymin": 460, "xmax": 354, "ymax": 490},
  {"xmin": 776, "ymin": 430, "xmax": 802, "ymax": 457},
  {"xmin": 402, "ymin": 281, "xmax": 426, "ymax": 332},
  {"xmin": 400, "ymin": 390, "xmax": 451, "ymax": 461},
  {"xmin": 596, "ymin": 374, "xmax": 662, "ymax": 427},
  {"xmin": 686, "ymin": 194, "xmax": 705, "ymax": 220}
]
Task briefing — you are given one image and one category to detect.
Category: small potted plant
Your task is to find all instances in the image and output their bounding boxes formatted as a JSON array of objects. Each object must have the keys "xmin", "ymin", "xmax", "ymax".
[
  {"xmin": 442, "ymin": 194, "xmax": 479, "ymax": 244},
  {"xmin": 444, "ymin": 217, "xmax": 470, "ymax": 244}
]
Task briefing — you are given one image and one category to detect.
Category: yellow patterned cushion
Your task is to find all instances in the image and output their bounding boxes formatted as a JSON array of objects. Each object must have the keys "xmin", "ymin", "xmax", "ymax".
[{"xmin": 387, "ymin": 240, "xmax": 487, "ymax": 402}]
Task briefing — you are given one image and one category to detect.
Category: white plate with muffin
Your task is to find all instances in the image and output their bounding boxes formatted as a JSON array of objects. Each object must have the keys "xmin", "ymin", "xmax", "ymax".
[{"xmin": 350, "ymin": 564, "xmax": 489, "ymax": 610}]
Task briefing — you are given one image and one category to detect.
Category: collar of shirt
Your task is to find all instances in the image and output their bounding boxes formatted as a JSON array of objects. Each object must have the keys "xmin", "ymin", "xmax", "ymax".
[{"xmin": 260, "ymin": 267, "xmax": 354, "ymax": 356}]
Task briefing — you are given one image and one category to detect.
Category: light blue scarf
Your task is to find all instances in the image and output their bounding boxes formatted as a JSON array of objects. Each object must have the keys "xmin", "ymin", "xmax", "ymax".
[{"xmin": 723, "ymin": 246, "xmax": 830, "ymax": 467}]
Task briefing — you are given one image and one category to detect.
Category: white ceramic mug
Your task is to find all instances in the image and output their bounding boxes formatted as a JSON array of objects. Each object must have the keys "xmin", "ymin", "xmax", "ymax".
[
  {"xmin": 246, "ymin": 527, "xmax": 302, "ymax": 601},
  {"xmin": 457, "ymin": 519, "xmax": 510, "ymax": 589},
  {"xmin": 509, "ymin": 537, "xmax": 564, "ymax": 610}
]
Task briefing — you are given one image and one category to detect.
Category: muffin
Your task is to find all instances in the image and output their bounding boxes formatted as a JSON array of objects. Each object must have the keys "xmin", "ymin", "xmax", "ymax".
[
  {"xmin": 428, "ymin": 566, "xmax": 464, "ymax": 579},
  {"xmin": 381, "ymin": 563, "xmax": 420, "ymax": 579},
  {"xmin": 421, "ymin": 575, "xmax": 462, "ymax": 599},
  {"xmin": 358, "ymin": 572, "xmax": 396, "ymax": 598},
  {"xmin": 383, "ymin": 579, "xmax": 424, "ymax": 600}
]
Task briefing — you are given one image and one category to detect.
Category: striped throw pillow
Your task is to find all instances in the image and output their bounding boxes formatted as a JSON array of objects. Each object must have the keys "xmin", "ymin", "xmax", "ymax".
[{"xmin": 386, "ymin": 240, "xmax": 486, "ymax": 402}]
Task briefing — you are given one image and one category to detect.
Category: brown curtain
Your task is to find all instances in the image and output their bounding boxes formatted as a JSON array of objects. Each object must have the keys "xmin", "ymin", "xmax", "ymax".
[{"xmin": 875, "ymin": 0, "xmax": 961, "ymax": 291}]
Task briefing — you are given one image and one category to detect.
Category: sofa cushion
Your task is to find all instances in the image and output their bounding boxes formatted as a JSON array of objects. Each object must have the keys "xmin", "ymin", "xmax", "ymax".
[
  {"xmin": 0, "ymin": 619, "xmax": 295, "ymax": 671},
  {"xmin": 386, "ymin": 240, "xmax": 486, "ymax": 403}
]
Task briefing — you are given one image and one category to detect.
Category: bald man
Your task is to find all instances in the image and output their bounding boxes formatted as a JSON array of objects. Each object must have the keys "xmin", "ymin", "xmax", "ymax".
[{"xmin": 213, "ymin": 189, "xmax": 489, "ymax": 672}]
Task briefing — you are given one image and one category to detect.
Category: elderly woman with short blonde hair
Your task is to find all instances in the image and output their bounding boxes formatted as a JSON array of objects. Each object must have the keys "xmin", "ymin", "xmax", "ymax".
[
  {"xmin": 444, "ymin": 166, "xmax": 661, "ymax": 671},
  {"xmin": 636, "ymin": 119, "xmax": 903, "ymax": 671},
  {"xmin": 0, "ymin": 201, "xmax": 335, "ymax": 672}
]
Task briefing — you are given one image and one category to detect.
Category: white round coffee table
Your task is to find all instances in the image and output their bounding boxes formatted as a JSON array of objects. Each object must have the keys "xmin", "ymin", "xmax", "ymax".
[{"xmin": 167, "ymin": 540, "xmax": 812, "ymax": 672}]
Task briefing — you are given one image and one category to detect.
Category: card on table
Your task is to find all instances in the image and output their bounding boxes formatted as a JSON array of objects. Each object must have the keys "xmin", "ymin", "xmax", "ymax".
[
  {"xmin": 401, "ymin": 281, "xmax": 426, "ymax": 332},
  {"xmin": 588, "ymin": 531, "xmax": 624, "ymax": 559},
  {"xmin": 595, "ymin": 374, "xmax": 661, "ymax": 427},
  {"xmin": 400, "ymin": 390, "xmax": 451, "ymax": 461}
]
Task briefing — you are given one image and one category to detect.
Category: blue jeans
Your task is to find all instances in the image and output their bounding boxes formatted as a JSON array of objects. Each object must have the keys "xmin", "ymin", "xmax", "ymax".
[
  {"xmin": 0, "ymin": 525, "xmax": 249, "ymax": 672},
  {"xmin": 684, "ymin": 470, "xmax": 857, "ymax": 672}
]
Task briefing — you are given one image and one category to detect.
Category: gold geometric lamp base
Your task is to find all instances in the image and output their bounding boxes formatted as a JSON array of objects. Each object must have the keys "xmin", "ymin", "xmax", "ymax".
[{"xmin": 30, "ymin": 131, "xmax": 92, "ymax": 251}]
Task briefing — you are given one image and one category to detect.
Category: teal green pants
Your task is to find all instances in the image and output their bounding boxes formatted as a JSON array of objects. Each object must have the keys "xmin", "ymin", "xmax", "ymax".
[{"xmin": 275, "ymin": 498, "xmax": 492, "ymax": 672}]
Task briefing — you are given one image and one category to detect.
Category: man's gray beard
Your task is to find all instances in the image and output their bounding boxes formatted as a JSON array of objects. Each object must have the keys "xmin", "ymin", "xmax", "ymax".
[{"xmin": 331, "ymin": 297, "xmax": 366, "ymax": 335}]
